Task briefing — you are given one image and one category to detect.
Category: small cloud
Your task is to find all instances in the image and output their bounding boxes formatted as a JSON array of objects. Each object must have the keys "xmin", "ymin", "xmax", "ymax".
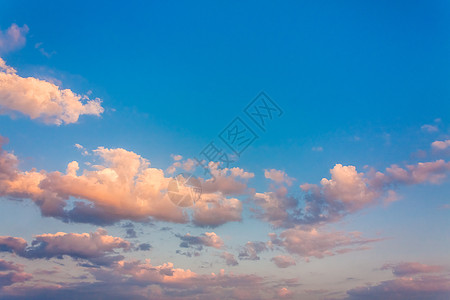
[
  {"xmin": 271, "ymin": 255, "xmax": 296, "ymax": 268},
  {"xmin": 312, "ymin": 146, "xmax": 323, "ymax": 152},
  {"xmin": 35, "ymin": 42, "xmax": 56, "ymax": 58},
  {"xmin": 264, "ymin": 169, "xmax": 295, "ymax": 186},
  {"xmin": 421, "ymin": 124, "xmax": 439, "ymax": 133},
  {"xmin": 171, "ymin": 154, "xmax": 183, "ymax": 161},
  {"xmin": 74, "ymin": 143, "xmax": 89, "ymax": 156},
  {"xmin": 125, "ymin": 228, "xmax": 137, "ymax": 238},
  {"xmin": 220, "ymin": 252, "xmax": 239, "ymax": 266},
  {"xmin": 0, "ymin": 24, "xmax": 29, "ymax": 54},
  {"xmin": 136, "ymin": 243, "xmax": 151, "ymax": 251},
  {"xmin": 431, "ymin": 140, "xmax": 450, "ymax": 151}
]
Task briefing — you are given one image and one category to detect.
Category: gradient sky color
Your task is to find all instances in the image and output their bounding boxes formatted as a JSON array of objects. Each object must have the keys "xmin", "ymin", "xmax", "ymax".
[{"xmin": 0, "ymin": 1, "xmax": 450, "ymax": 299}]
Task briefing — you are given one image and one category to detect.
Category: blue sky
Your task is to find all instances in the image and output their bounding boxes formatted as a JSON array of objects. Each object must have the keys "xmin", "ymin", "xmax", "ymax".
[{"xmin": 0, "ymin": 1, "xmax": 449, "ymax": 299}]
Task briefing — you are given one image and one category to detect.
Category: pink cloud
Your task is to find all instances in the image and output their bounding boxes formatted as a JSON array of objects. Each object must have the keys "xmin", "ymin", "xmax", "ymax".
[
  {"xmin": 220, "ymin": 252, "xmax": 239, "ymax": 266},
  {"xmin": 176, "ymin": 232, "xmax": 224, "ymax": 249},
  {"xmin": 264, "ymin": 169, "xmax": 294, "ymax": 186},
  {"xmin": 382, "ymin": 262, "xmax": 446, "ymax": 277},
  {"xmin": 0, "ymin": 58, "xmax": 103, "ymax": 125},
  {"xmin": 271, "ymin": 255, "xmax": 296, "ymax": 268},
  {"xmin": 432, "ymin": 140, "xmax": 450, "ymax": 151},
  {"xmin": 0, "ymin": 24, "xmax": 28, "ymax": 54},
  {"xmin": 0, "ymin": 229, "xmax": 130, "ymax": 266},
  {"xmin": 270, "ymin": 226, "xmax": 379, "ymax": 259},
  {"xmin": 0, "ymin": 137, "xmax": 243, "ymax": 227}
]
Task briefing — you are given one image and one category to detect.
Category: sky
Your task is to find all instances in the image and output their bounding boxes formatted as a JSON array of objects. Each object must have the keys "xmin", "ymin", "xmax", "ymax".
[{"xmin": 0, "ymin": 1, "xmax": 449, "ymax": 299}]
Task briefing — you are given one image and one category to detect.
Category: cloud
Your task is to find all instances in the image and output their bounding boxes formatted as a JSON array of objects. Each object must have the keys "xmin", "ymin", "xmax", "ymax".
[
  {"xmin": 0, "ymin": 58, "xmax": 104, "ymax": 125},
  {"xmin": 312, "ymin": 146, "xmax": 323, "ymax": 152},
  {"xmin": 385, "ymin": 160, "xmax": 450, "ymax": 185},
  {"xmin": 253, "ymin": 160, "xmax": 450, "ymax": 228},
  {"xmin": 264, "ymin": 169, "xmax": 294, "ymax": 186},
  {"xmin": 35, "ymin": 42, "xmax": 55, "ymax": 58},
  {"xmin": 278, "ymin": 287, "xmax": 293, "ymax": 298},
  {"xmin": 347, "ymin": 275, "xmax": 450, "ymax": 300},
  {"xmin": 381, "ymin": 262, "xmax": 446, "ymax": 277},
  {"xmin": 220, "ymin": 252, "xmax": 238, "ymax": 266},
  {"xmin": 0, "ymin": 261, "xmax": 31, "ymax": 291},
  {"xmin": 421, "ymin": 124, "xmax": 439, "ymax": 133},
  {"xmin": 176, "ymin": 232, "xmax": 224, "ymax": 250},
  {"xmin": 238, "ymin": 241, "xmax": 267, "ymax": 261},
  {"xmin": 202, "ymin": 163, "xmax": 254, "ymax": 195},
  {"xmin": 269, "ymin": 226, "xmax": 378, "ymax": 260},
  {"xmin": 0, "ymin": 229, "xmax": 130, "ymax": 266},
  {"xmin": 0, "ymin": 260, "xmax": 23, "ymax": 272},
  {"xmin": 432, "ymin": 140, "xmax": 450, "ymax": 151},
  {"xmin": 0, "ymin": 137, "xmax": 243, "ymax": 227},
  {"xmin": 1, "ymin": 258, "xmax": 269, "ymax": 299},
  {"xmin": 0, "ymin": 24, "xmax": 28, "ymax": 54},
  {"xmin": 271, "ymin": 255, "xmax": 296, "ymax": 268},
  {"xmin": 252, "ymin": 186, "xmax": 302, "ymax": 228},
  {"xmin": 125, "ymin": 228, "xmax": 137, "ymax": 238},
  {"xmin": 192, "ymin": 192, "xmax": 242, "ymax": 227}
]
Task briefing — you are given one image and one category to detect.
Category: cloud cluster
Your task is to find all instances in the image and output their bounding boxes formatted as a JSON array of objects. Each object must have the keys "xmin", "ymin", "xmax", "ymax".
[
  {"xmin": 0, "ymin": 58, "xmax": 104, "ymax": 125},
  {"xmin": 0, "ymin": 24, "xmax": 28, "ymax": 54},
  {"xmin": 0, "ymin": 229, "xmax": 130, "ymax": 266},
  {"xmin": 2, "ymin": 257, "xmax": 273, "ymax": 300},
  {"xmin": 253, "ymin": 161, "xmax": 450, "ymax": 228},
  {"xmin": 177, "ymin": 232, "xmax": 224, "ymax": 250},
  {"xmin": 238, "ymin": 241, "xmax": 268, "ymax": 261},
  {"xmin": 0, "ymin": 136, "xmax": 243, "ymax": 227}
]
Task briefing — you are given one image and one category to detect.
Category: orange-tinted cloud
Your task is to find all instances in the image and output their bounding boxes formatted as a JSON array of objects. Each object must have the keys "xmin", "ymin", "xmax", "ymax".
[{"xmin": 0, "ymin": 58, "xmax": 103, "ymax": 125}]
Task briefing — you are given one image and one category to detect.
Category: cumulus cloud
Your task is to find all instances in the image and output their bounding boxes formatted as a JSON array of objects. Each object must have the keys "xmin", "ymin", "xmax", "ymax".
[
  {"xmin": 264, "ymin": 169, "xmax": 294, "ymax": 186},
  {"xmin": 0, "ymin": 229, "xmax": 130, "ymax": 266},
  {"xmin": 220, "ymin": 252, "xmax": 239, "ymax": 266},
  {"xmin": 0, "ymin": 24, "xmax": 28, "ymax": 54},
  {"xmin": 432, "ymin": 140, "xmax": 450, "ymax": 151},
  {"xmin": 192, "ymin": 192, "xmax": 242, "ymax": 227},
  {"xmin": 0, "ymin": 136, "xmax": 243, "ymax": 227},
  {"xmin": 252, "ymin": 186, "xmax": 302, "ymax": 228},
  {"xmin": 176, "ymin": 232, "xmax": 224, "ymax": 250},
  {"xmin": 0, "ymin": 58, "xmax": 104, "ymax": 125},
  {"xmin": 238, "ymin": 241, "xmax": 268, "ymax": 261},
  {"xmin": 253, "ymin": 160, "xmax": 450, "ymax": 228},
  {"xmin": 269, "ymin": 226, "xmax": 378, "ymax": 260},
  {"xmin": 271, "ymin": 255, "xmax": 296, "ymax": 268},
  {"xmin": 385, "ymin": 160, "xmax": 450, "ymax": 185},
  {"xmin": 382, "ymin": 262, "xmax": 446, "ymax": 277},
  {"xmin": 202, "ymin": 162, "xmax": 254, "ymax": 195}
]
